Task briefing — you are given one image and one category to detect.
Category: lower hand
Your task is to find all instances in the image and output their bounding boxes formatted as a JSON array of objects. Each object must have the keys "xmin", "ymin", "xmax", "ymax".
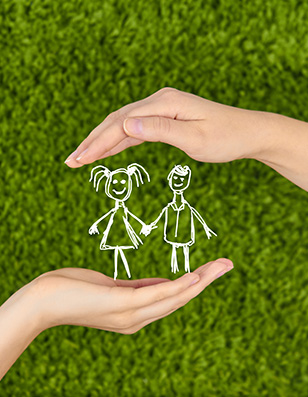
[
  {"xmin": 34, "ymin": 260, "xmax": 232, "ymax": 333},
  {"xmin": 0, "ymin": 259, "xmax": 233, "ymax": 379}
]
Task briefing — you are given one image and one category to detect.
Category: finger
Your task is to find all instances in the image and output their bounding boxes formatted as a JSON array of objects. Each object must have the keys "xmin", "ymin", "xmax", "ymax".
[
  {"xmin": 73, "ymin": 119, "xmax": 127, "ymax": 165},
  {"xmin": 115, "ymin": 278, "xmax": 169, "ymax": 288},
  {"xmin": 131, "ymin": 259, "xmax": 233, "ymax": 326},
  {"xmin": 64, "ymin": 101, "xmax": 144, "ymax": 167},
  {"xmin": 123, "ymin": 116, "xmax": 202, "ymax": 154},
  {"xmin": 64, "ymin": 88, "xmax": 182, "ymax": 167},
  {"xmin": 67, "ymin": 119, "xmax": 141, "ymax": 166},
  {"xmin": 69, "ymin": 107, "xmax": 176, "ymax": 166},
  {"xmin": 193, "ymin": 258, "xmax": 233, "ymax": 275},
  {"xmin": 131, "ymin": 272, "xmax": 200, "ymax": 308},
  {"xmin": 97, "ymin": 136, "xmax": 143, "ymax": 160},
  {"xmin": 82, "ymin": 90, "xmax": 165, "ymax": 146}
]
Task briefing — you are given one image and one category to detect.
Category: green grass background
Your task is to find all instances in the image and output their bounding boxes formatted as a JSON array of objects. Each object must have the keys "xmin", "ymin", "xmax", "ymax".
[{"xmin": 1, "ymin": 0, "xmax": 308, "ymax": 395}]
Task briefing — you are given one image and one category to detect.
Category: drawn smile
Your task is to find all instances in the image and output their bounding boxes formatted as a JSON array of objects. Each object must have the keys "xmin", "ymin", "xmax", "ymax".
[
  {"xmin": 112, "ymin": 187, "xmax": 127, "ymax": 195},
  {"xmin": 174, "ymin": 183, "xmax": 184, "ymax": 187}
]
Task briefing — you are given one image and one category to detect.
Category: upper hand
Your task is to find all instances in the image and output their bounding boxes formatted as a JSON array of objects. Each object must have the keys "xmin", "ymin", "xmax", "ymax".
[{"xmin": 64, "ymin": 87, "xmax": 271, "ymax": 167}]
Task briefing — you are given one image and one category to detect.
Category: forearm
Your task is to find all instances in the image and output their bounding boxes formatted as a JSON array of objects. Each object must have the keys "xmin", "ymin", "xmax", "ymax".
[
  {"xmin": 0, "ymin": 282, "xmax": 43, "ymax": 380},
  {"xmin": 251, "ymin": 111, "xmax": 308, "ymax": 191}
]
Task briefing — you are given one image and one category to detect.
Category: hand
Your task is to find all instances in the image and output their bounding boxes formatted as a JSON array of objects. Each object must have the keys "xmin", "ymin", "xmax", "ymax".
[
  {"xmin": 64, "ymin": 87, "xmax": 308, "ymax": 191},
  {"xmin": 89, "ymin": 224, "xmax": 99, "ymax": 235},
  {"xmin": 0, "ymin": 259, "xmax": 233, "ymax": 379},
  {"xmin": 35, "ymin": 261, "xmax": 232, "ymax": 332},
  {"xmin": 64, "ymin": 87, "xmax": 273, "ymax": 167}
]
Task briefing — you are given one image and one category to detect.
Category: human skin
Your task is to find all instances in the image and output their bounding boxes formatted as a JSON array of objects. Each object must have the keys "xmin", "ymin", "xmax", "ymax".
[
  {"xmin": 65, "ymin": 87, "xmax": 308, "ymax": 191},
  {"xmin": 0, "ymin": 259, "xmax": 233, "ymax": 380}
]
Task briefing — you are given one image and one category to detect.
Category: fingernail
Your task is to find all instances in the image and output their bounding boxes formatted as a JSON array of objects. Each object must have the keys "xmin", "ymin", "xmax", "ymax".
[
  {"xmin": 64, "ymin": 150, "xmax": 77, "ymax": 164},
  {"xmin": 123, "ymin": 118, "xmax": 143, "ymax": 135},
  {"xmin": 76, "ymin": 148, "xmax": 88, "ymax": 161}
]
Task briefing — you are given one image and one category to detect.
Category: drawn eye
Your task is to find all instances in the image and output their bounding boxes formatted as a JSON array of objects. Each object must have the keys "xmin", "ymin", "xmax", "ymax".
[
  {"xmin": 120, "ymin": 179, "xmax": 126, "ymax": 185},
  {"xmin": 180, "ymin": 177, "xmax": 184, "ymax": 181},
  {"xmin": 112, "ymin": 179, "xmax": 118, "ymax": 184},
  {"xmin": 174, "ymin": 176, "xmax": 178, "ymax": 180}
]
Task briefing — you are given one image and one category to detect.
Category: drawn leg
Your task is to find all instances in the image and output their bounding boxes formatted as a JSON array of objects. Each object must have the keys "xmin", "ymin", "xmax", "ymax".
[
  {"xmin": 119, "ymin": 248, "xmax": 131, "ymax": 278},
  {"xmin": 114, "ymin": 248, "xmax": 119, "ymax": 280},
  {"xmin": 183, "ymin": 245, "xmax": 190, "ymax": 273},
  {"xmin": 171, "ymin": 244, "xmax": 179, "ymax": 273}
]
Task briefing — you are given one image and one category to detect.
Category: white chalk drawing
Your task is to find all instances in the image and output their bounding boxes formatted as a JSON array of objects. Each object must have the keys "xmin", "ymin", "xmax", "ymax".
[
  {"xmin": 89, "ymin": 163, "xmax": 150, "ymax": 279},
  {"xmin": 141, "ymin": 165, "xmax": 217, "ymax": 273}
]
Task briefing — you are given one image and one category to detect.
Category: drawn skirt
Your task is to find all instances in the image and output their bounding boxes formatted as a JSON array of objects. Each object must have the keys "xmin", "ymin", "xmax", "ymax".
[{"xmin": 100, "ymin": 207, "xmax": 142, "ymax": 250}]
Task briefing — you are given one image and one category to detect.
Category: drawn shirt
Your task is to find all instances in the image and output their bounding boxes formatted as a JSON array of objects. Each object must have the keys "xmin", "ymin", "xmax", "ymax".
[
  {"xmin": 100, "ymin": 205, "xmax": 142, "ymax": 249},
  {"xmin": 164, "ymin": 201, "xmax": 194, "ymax": 245}
]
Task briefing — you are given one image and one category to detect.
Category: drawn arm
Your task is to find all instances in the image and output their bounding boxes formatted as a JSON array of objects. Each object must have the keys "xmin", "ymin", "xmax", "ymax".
[
  {"xmin": 89, "ymin": 209, "xmax": 114, "ymax": 235},
  {"xmin": 190, "ymin": 206, "xmax": 217, "ymax": 239},
  {"xmin": 150, "ymin": 207, "xmax": 167, "ymax": 228},
  {"xmin": 140, "ymin": 207, "xmax": 167, "ymax": 236},
  {"xmin": 126, "ymin": 209, "xmax": 147, "ymax": 227}
]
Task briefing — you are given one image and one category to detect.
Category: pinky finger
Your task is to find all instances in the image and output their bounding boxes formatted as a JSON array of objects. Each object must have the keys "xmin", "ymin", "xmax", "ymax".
[
  {"xmin": 120, "ymin": 306, "xmax": 180, "ymax": 334},
  {"xmin": 98, "ymin": 136, "xmax": 144, "ymax": 160}
]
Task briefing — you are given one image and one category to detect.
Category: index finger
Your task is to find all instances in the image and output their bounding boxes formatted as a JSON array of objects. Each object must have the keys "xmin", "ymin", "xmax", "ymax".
[
  {"xmin": 64, "ymin": 88, "xmax": 181, "ymax": 167},
  {"xmin": 124, "ymin": 259, "xmax": 234, "ymax": 333}
]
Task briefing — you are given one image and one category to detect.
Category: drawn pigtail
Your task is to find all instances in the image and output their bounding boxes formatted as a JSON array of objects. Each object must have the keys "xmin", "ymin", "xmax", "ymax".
[
  {"xmin": 127, "ymin": 163, "xmax": 150, "ymax": 187},
  {"xmin": 89, "ymin": 165, "xmax": 111, "ymax": 192}
]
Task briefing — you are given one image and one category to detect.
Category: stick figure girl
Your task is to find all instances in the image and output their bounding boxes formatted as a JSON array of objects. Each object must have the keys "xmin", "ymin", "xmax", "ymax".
[
  {"xmin": 89, "ymin": 163, "xmax": 150, "ymax": 279},
  {"xmin": 141, "ymin": 165, "xmax": 216, "ymax": 273}
]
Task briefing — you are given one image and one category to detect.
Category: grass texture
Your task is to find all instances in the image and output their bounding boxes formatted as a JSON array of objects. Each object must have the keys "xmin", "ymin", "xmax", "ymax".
[{"xmin": 1, "ymin": 0, "xmax": 308, "ymax": 395}]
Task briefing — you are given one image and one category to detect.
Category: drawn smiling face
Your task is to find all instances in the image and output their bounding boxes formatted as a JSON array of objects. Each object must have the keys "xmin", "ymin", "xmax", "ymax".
[
  {"xmin": 106, "ymin": 171, "xmax": 132, "ymax": 201},
  {"xmin": 169, "ymin": 172, "xmax": 191, "ymax": 192}
]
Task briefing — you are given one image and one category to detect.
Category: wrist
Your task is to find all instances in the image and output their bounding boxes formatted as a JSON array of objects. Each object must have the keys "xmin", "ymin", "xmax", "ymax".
[
  {"xmin": 245, "ymin": 110, "xmax": 285, "ymax": 164},
  {"xmin": 0, "ymin": 282, "xmax": 45, "ymax": 378},
  {"xmin": 24, "ymin": 277, "xmax": 59, "ymax": 332},
  {"xmin": 19, "ymin": 279, "xmax": 50, "ymax": 334}
]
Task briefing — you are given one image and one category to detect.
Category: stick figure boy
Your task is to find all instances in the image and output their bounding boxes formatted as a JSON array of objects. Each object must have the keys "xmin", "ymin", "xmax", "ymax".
[{"xmin": 141, "ymin": 165, "xmax": 216, "ymax": 273}]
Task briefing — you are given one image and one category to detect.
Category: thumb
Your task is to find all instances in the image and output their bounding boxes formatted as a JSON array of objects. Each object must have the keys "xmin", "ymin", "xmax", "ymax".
[{"xmin": 123, "ymin": 116, "xmax": 196, "ymax": 148}]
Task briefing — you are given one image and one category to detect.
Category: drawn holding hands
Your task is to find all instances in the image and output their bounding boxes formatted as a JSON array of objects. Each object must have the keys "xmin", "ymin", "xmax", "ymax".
[{"xmin": 140, "ymin": 223, "xmax": 157, "ymax": 237}]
